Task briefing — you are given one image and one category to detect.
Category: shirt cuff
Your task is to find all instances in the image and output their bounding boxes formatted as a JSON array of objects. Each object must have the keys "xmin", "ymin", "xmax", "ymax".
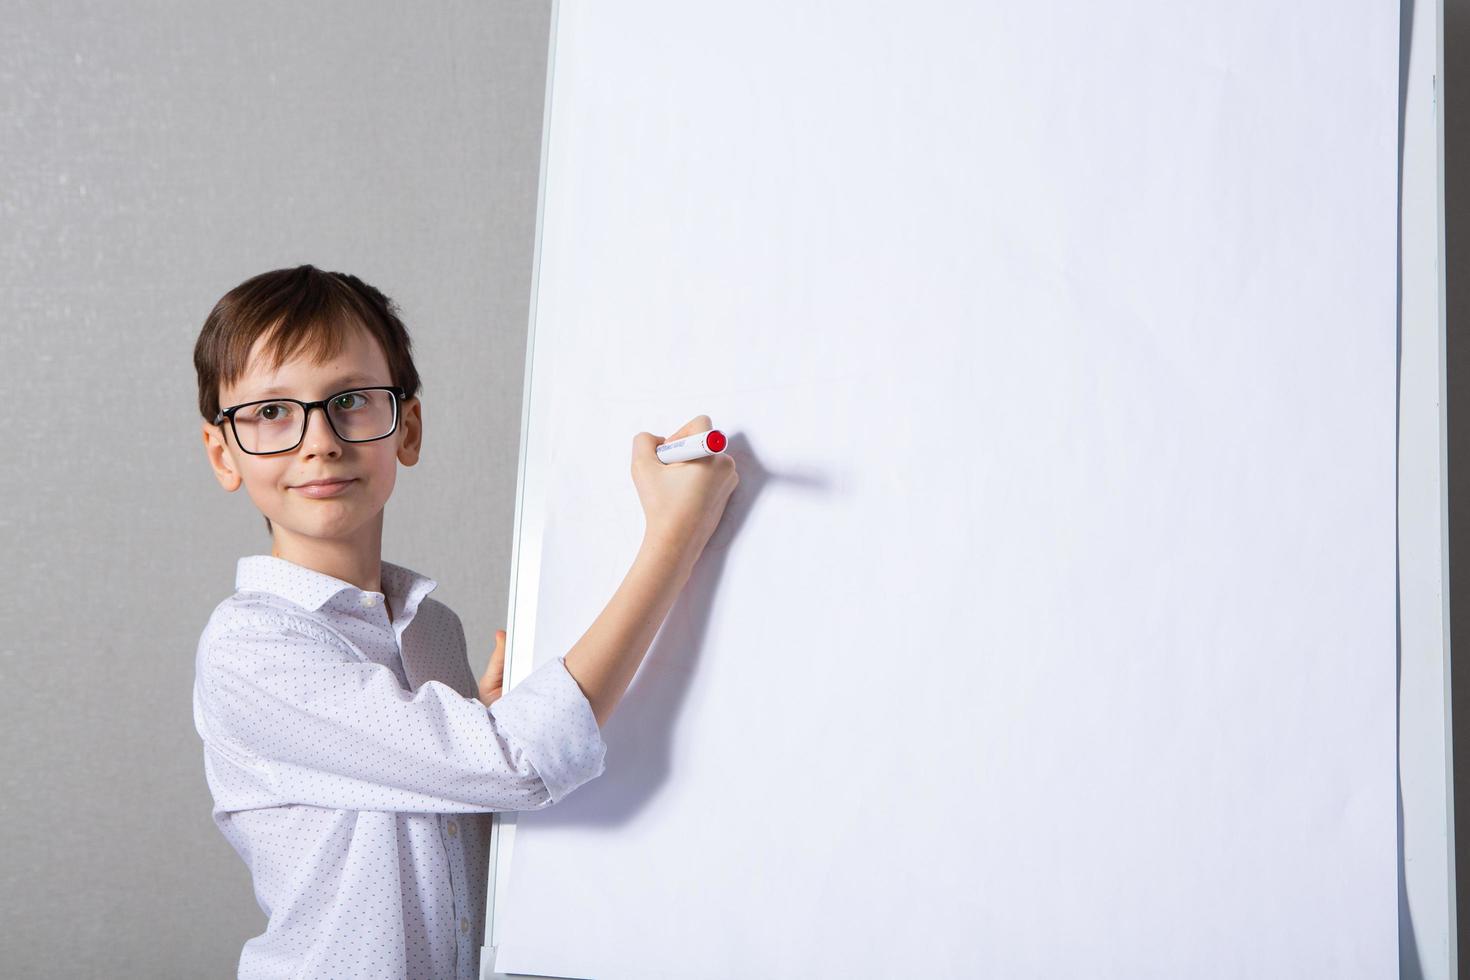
[{"xmin": 489, "ymin": 655, "xmax": 607, "ymax": 805}]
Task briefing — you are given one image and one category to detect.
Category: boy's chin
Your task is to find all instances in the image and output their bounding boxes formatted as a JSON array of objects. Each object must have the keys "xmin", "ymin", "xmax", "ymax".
[{"xmin": 273, "ymin": 505, "xmax": 373, "ymax": 539}]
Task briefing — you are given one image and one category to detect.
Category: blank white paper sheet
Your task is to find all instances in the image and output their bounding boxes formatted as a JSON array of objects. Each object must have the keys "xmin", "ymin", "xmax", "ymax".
[{"xmin": 494, "ymin": 1, "xmax": 1399, "ymax": 976}]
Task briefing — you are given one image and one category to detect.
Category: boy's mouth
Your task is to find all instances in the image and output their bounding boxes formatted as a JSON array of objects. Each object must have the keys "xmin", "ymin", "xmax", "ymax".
[{"xmin": 291, "ymin": 478, "xmax": 357, "ymax": 498}]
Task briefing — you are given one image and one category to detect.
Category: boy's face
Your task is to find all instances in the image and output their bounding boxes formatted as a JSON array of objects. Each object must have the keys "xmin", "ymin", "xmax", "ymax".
[{"xmin": 201, "ymin": 321, "xmax": 422, "ymax": 547}]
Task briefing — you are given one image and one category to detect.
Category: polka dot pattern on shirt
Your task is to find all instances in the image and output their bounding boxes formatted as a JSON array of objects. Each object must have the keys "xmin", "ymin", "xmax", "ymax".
[{"xmin": 192, "ymin": 554, "xmax": 607, "ymax": 979}]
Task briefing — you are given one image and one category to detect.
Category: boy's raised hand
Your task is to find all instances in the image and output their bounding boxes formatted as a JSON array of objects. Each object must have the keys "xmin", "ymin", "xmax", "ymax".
[
  {"xmin": 631, "ymin": 414, "xmax": 739, "ymax": 562},
  {"xmin": 479, "ymin": 415, "xmax": 734, "ymax": 710},
  {"xmin": 476, "ymin": 629, "xmax": 507, "ymax": 707}
]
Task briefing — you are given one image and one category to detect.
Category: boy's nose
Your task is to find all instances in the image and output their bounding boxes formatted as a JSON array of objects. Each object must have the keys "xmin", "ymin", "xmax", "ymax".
[{"xmin": 300, "ymin": 405, "xmax": 343, "ymax": 453}]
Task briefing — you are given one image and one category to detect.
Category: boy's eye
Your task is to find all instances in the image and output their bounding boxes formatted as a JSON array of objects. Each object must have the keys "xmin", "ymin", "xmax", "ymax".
[
  {"xmin": 242, "ymin": 402, "xmax": 295, "ymax": 424},
  {"xmin": 333, "ymin": 392, "xmax": 367, "ymax": 411}
]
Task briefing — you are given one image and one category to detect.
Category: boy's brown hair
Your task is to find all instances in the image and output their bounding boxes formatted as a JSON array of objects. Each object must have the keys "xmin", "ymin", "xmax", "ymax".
[{"xmin": 193, "ymin": 264, "xmax": 423, "ymax": 534}]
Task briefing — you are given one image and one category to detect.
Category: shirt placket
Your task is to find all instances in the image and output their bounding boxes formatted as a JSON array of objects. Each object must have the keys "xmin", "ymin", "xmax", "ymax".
[
  {"xmin": 362, "ymin": 587, "xmax": 472, "ymax": 975},
  {"xmin": 442, "ymin": 813, "xmax": 474, "ymax": 977},
  {"xmin": 356, "ymin": 590, "xmax": 410, "ymax": 688}
]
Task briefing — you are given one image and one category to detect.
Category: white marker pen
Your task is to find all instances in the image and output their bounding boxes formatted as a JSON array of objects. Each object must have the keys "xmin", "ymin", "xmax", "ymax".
[{"xmin": 655, "ymin": 428, "xmax": 728, "ymax": 464}]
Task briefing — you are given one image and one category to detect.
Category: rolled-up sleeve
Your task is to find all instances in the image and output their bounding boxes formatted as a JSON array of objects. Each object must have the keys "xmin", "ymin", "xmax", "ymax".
[
  {"xmin": 196, "ymin": 610, "xmax": 607, "ymax": 813},
  {"xmin": 488, "ymin": 655, "xmax": 608, "ymax": 805}
]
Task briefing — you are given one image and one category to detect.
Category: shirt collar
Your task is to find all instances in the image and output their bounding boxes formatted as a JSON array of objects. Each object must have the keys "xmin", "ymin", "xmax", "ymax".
[{"xmin": 235, "ymin": 554, "xmax": 438, "ymax": 621}]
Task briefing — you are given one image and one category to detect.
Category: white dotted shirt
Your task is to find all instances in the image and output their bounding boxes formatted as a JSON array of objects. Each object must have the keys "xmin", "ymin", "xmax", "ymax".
[{"xmin": 192, "ymin": 554, "xmax": 606, "ymax": 979}]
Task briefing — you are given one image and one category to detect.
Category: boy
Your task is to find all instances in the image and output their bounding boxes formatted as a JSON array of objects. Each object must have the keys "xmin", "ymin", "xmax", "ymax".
[{"xmin": 192, "ymin": 264, "xmax": 738, "ymax": 979}]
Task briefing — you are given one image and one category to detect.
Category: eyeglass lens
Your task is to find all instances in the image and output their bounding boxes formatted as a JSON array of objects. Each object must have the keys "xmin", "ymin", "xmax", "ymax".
[{"xmin": 232, "ymin": 389, "xmax": 397, "ymax": 453}]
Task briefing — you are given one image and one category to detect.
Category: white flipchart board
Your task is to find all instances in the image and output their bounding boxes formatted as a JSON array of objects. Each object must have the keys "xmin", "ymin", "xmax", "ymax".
[{"xmin": 486, "ymin": 1, "xmax": 1420, "ymax": 977}]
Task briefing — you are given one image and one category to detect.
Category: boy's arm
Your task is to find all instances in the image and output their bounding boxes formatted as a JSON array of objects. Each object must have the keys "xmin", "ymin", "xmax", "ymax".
[
  {"xmin": 560, "ymin": 413, "xmax": 739, "ymax": 727},
  {"xmin": 197, "ymin": 612, "xmax": 605, "ymax": 812},
  {"xmin": 563, "ymin": 529, "xmax": 699, "ymax": 728}
]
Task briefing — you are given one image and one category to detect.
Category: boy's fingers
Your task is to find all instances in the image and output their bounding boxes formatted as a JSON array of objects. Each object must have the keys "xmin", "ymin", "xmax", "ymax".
[
  {"xmin": 477, "ymin": 633, "xmax": 508, "ymax": 706},
  {"xmin": 484, "ymin": 632, "xmax": 506, "ymax": 676},
  {"xmin": 634, "ymin": 417, "xmax": 713, "ymax": 461},
  {"xmin": 668, "ymin": 415, "xmax": 712, "ymax": 441},
  {"xmin": 633, "ymin": 432, "xmax": 664, "ymax": 458}
]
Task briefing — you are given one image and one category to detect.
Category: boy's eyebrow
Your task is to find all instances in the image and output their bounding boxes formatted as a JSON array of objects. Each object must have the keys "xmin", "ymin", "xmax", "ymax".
[{"xmin": 246, "ymin": 374, "xmax": 382, "ymax": 399}]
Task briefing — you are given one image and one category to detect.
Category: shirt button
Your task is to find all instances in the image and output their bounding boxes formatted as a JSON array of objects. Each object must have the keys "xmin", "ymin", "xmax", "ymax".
[
  {"xmin": 446, "ymin": 820, "xmax": 458, "ymax": 837},
  {"xmin": 360, "ymin": 594, "xmax": 377, "ymax": 607},
  {"xmin": 460, "ymin": 916, "xmax": 470, "ymax": 934}
]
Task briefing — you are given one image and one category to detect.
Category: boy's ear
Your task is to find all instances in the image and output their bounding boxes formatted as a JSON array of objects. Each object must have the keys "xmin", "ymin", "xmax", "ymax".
[
  {"xmin": 397, "ymin": 396, "xmax": 422, "ymax": 467},
  {"xmin": 201, "ymin": 420, "xmax": 243, "ymax": 491}
]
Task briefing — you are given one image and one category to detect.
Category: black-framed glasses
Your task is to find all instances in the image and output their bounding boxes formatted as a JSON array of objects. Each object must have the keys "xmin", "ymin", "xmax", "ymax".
[{"xmin": 213, "ymin": 386, "xmax": 406, "ymax": 455}]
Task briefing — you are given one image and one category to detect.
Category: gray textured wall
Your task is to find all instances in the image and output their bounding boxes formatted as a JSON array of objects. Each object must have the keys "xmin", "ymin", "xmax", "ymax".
[{"xmin": 0, "ymin": 2, "xmax": 552, "ymax": 974}]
